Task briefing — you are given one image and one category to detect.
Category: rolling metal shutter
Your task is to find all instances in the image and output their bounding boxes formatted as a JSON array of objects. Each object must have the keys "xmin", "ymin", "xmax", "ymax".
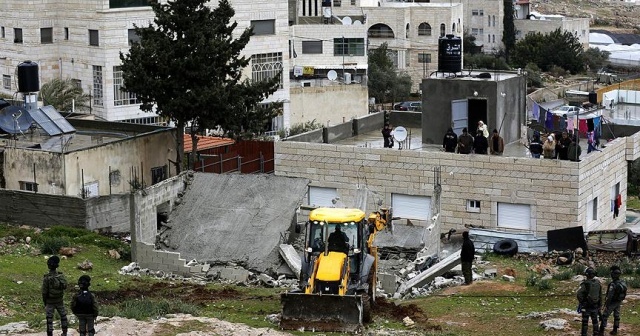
[
  {"xmin": 308, "ymin": 186, "xmax": 338, "ymax": 207},
  {"xmin": 391, "ymin": 194, "xmax": 431, "ymax": 220},
  {"xmin": 497, "ymin": 203, "xmax": 531, "ymax": 230}
]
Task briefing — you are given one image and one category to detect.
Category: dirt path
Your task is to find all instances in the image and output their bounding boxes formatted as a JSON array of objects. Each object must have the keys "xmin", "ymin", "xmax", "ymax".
[{"xmin": 15, "ymin": 314, "xmax": 293, "ymax": 336}]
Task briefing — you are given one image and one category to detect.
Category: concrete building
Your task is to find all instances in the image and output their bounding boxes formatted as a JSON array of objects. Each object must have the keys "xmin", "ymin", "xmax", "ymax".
[
  {"xmin": 514, "ymin": 6, "xmax": 590, "ymax": 48},
  {"xmin": 0, "ymin": 0, "xmax": 291, "ymax": 131},
  {"xmin": 274, "ymin": 111, "xmax": 638, "ymax": 236},
  {"xmin": 1, "ymin": 117, "xmax": 175, "ymax": 197},
  {"xmin": 421, "ymin": 71, "xmax": 527, "ymax": 145},
  {"xmin": 447, "ymin": 0, "xmax": 504, "ymax": 54}
]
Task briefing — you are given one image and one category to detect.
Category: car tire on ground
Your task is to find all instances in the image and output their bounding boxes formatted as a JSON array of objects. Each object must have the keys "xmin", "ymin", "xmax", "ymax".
[{"xmin": 493, "ymin": 239, "xmax": 518, "ymax": 256}]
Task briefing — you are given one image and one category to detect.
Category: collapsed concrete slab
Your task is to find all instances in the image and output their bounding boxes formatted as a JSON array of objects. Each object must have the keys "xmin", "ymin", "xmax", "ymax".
[
  {"xmin": 164, "ymin": 173, "xmax": 309, "ymax": 273},
  {"xmin": 278, "ymin": 244, "xmax": 301, "ymax": 279},
  {"xmin": 395, "ymin": 249, "xmax": 461, "ymax": 296}
]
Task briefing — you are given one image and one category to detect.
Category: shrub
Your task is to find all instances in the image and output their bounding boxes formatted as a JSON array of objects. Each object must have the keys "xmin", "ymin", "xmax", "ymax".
[
  {"xmin": 37, "ymin": 236, "xmax": 71, "ymax": 255},
  {"xmin": 571, "ymin": 263, "xmax": 586, "ymax": 275},
  {"xmin": 552, "ymin": 269, "xmax": 573, "ymax": 281},
  {"xmin": 525, "ymin": 273, "xmax": 538, "ymax": 287},
  {"xmin": 549, "ymin": 65, "xmax": 567, "ymax": 78},
  {"xmin": 537, "ymin": 279, "xmax": 553, "ymax": 291},
  {"xmin": 38, "ymin": 226, "xmax": 131, "ymax": 261},
  {"xmin": 107, "ymin": 299, "xmax": 200, "ymax": 320},
  {"xmin": 595, "ymin": 265, "xmax": 610, "ymax": 278},
  {"xmin": 280, "ymin": 120, "xmax": 323, "ymax": 138},
  {"xmin": 619, "ymin": 261, "xmax": 636, "ymax": 275},
  {"xmin": 627, "ymin": 277, "xmax": 640, "ymax": 289}
]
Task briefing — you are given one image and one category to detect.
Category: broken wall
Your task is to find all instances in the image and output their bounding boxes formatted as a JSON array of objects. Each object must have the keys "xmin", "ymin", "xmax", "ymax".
[{"xmin": 0, "ymin": 190, "xmax": 85, "ymax": 227}]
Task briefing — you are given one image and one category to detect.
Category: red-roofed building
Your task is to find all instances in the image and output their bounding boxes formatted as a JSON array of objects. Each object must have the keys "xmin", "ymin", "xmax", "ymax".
[{"xmin": 183, "ymin": 134, "xmax": 235, "ymax": 153}]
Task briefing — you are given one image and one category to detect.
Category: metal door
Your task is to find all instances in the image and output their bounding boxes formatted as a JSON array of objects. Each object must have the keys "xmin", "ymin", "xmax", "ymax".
[{"xmin": 451, "ymin": 99, "xmax": 468, "ymax": 135}]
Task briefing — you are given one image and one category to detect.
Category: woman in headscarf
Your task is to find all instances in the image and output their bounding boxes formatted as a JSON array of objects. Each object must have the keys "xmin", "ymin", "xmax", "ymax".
[
  {"xmin": 543, "ymin": 134, "xmax": 556, "ymax": 159},
  {"xmin": 477, "ymin": 121, "xmax": 489, "ymax": 139}
]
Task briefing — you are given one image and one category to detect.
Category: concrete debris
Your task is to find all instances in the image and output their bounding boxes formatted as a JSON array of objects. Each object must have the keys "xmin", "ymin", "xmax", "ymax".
[
  {"xmin": 540, "ymin": 318, "xmax": 568, "ymax": 331},
  {"xmin": 0, "ymin": 321, "xmax": 30, "ymax": 334},
  {"xmin": 504, "ymin": 267, "xmax": 516, "ymax": 277},
  {"xmin": 259, "ymin": 274, "xmax": 277, "ymax": 287},
  {"xmin": 484, "ymin": 268, "xmax": 498, "ymax": 278},
  {"xmin": 402, "ymin": 316, "xmax": 415, "ymax": 328},
  {"xmin": 3, "ymin": 236, "xmax": 16, "ymax": 244},
  {"xmin": 278, "ymin": 244, "xmax": 301, "ymax": 279},
  {"xmin": 77, "ymin": 259, "xmax": 93, "ymax": 271},
  {"xmin": 186, "ymin": 259, "xmax": 198, "ymax": 267},
  {"xmin": 502, "ymin": 275, "xmax": 515, "ymax": 282},
  {"xmin": 25, "ymin": 237, "xmax": 31, "ymax": 244},
  {"xmin": 518, "ymin": 308, "xmax": 579, "ymax": 319},
  {"xmin": 265, "ymin": 314, "xmax": 280, "ymax": 325},
  {"xmin": 108, "ymin": 249, "xmax": 121, "ymax": 259}
]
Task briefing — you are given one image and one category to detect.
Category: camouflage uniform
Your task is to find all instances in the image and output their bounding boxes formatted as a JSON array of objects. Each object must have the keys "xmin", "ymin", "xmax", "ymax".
[
  {"xmin": 71, "ymin": 275, "xmax": 99, "ymax": 336},
  {"xmin": 42, "ymin": 256, "xmax": 68, "ymax": 336},
  {"xmin": 577, "ymin": 268, "xmax": 601, "ymax": 336},
  {"xmin": 600, "ymin": 267, "xmax": 625, "ymax": 335}
]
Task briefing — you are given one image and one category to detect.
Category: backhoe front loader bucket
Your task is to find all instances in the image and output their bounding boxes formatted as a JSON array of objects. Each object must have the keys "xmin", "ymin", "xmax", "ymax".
[{"xmin": 280, "ymin": 292, "xmax": 363, "ymax": 332}]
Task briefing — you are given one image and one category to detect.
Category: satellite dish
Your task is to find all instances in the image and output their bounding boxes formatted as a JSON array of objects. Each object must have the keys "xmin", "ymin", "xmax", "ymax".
[
  {"xmin": 327, "ymin": 70, "xmax": 338, "ymax": 81},
  {"xmin": 0, "ymin": 105, "xmax": 33, "ymax": 134},
  {"xmin": 353, "ymin": 20, "xmax": 362, "ymax": 26},
  {"xmin": 342, "ymin": 16, "xmax": 352, "ymax": 25},
  {"xmin": 393, "ymin": 126, "xmax": 407, "ymax": 142}
]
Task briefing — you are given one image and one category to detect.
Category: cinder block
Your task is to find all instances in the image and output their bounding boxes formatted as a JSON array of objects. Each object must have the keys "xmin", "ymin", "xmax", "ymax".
[{"xmin": 190, "ymin": 265, "xmax": 202, "ymax": 273}]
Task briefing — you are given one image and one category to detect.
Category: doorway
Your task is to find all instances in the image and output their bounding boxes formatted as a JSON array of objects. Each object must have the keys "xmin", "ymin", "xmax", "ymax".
[{"xmin": 467, "ymin": 98, "xmax": 488, "ymax": 135}]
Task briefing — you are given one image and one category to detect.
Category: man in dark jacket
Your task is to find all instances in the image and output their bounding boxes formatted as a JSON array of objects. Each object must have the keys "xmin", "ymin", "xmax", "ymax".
[
  {"xmin": 461, "ymin": 231, "xmax": 475, "ymax": 285},
  {"xmin": 568, "ymin": 135, "xmax": 582, "ymax": 162},
  {"xmin": 457, "ymin": 128, "xmax": 474, "ymax": 154},
  {"xmin": 43, "ymin": 256, "xmax": 68, "ymax": 336},
  {"xmin": 529, "ymin": 134, "xmax": 543, "ymax": 158},
  {"xmin": 473, "ymin": 130, "xmax": 489, "ymax": 154},
  {"xmin": 443, "ymin": 128, "xmax": 458, "ymax": 152},
  {"xmin": 489, "ymin": 129, "xmax": 504, "ymax": 155},
  {"xmin": 71, "ymin": 275, "xmax": 99, "ymax": 336},
  {"xmin": 557, "ymin": 132, "xmax": 572, "ymax": 160}
]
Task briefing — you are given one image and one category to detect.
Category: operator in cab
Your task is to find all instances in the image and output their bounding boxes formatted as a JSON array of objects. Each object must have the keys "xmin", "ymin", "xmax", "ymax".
[{"xmin": 328, "ymin": 225, "xmax": 349, "ymax": 254}]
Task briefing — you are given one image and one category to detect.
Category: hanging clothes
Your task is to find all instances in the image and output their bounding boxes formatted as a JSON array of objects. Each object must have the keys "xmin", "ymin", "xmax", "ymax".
[
  {"xmin": 552, "ymin": 114, "xmax": 561, "ymax": 130},
  {"xmin": 567, "ymin": 116, "xmax": 575, "ymax": 132},
  {"xmin": 532, "ymin": 102, "xmax": 540, "ymax": 121},
  {"xmin": 545, "ymin": 110, "xmax": 553, "ymax": 130},
  {"xmin": 578, "ymin": 119, "xmax": 588, "ymax": 136}
]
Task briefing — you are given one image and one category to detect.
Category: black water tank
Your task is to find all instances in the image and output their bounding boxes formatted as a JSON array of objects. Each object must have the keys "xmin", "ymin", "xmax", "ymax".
[
  {"xmin": 438, "ymin": 34, "xmax": 462, "ymax": 73},
  {"xmin": 18, "ymin": 61, "xmax": 40, "ymax": 93},
  {"xmin": 589, "ymin": 91, "xmax": 597, "ymax": 105}
]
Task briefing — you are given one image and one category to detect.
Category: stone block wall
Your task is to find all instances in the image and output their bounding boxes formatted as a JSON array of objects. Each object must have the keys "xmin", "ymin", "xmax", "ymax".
[
  {"xmin": 275, "ymin": 138, "xmax": 629, "ymax": 235},
  {"xmin": 134, "ymin": 242, "xmax": 192, "ymax": 276}
]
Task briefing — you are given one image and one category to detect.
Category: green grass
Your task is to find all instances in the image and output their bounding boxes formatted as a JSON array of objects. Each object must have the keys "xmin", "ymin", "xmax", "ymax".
[{"xmin": 627, "ymin": 195, "xmax": 640, "ymax": 210}]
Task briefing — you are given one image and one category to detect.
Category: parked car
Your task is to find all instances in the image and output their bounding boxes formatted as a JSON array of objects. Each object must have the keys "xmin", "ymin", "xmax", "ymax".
[
  {"xmin": 394, "ymin": 101, "xmax": 422, "ymax": 112},
  {"xmin": 553, "ymin": 105, "xmax": 584, "ymax": 115}
]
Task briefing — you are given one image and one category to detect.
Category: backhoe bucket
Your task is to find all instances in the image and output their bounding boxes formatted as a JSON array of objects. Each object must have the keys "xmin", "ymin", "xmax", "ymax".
[{"xmin": 280, "ymin": 292, "xmax": 363, "ymax": 332}]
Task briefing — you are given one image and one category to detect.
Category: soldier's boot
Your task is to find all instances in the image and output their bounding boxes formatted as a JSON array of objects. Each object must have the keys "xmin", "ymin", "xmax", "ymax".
[
  {"xmin": 61, "ymin": 328, "xmax": 68, "ymax": 336},
  {"xmin": 609, "ymin": 327, "xmax": 618, "ymax": 335},
  {"xmin": 46, "ymin": 331, "xmax": 53, "ymax": 336}
]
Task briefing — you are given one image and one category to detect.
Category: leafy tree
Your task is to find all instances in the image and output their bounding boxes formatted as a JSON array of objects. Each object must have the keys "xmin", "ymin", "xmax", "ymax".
[
  {"xmin": 524, "ymin": 63, "xmax": 543, "ymax": 88},
  {"xmin": 119, "ymin": 0, "xmax": 281, "ymax": 172},
  {"xmin": 368, "ymin": 43, "xmax": 411, "ymax": 106},
  {"xmin": 502, "ymin": 0, "xmax": 516, "ymax": 63},
  {"xmin": 39, "ymin": 78, "xmax": 90, "ymax": 112},
  {"xmin": 463, "ymin": 30, "xmax": 482, "ymax": 55},
  {"xmin": 583, "ymin": 47, "xmax": 610, "ymax": 73},
  {"xmin": 464, "ymin": 54, "xmax": 510, "ymax": 70},
  {"xmin": 511, "ymin": 28, "xmax": 585, "ymax": 74}
]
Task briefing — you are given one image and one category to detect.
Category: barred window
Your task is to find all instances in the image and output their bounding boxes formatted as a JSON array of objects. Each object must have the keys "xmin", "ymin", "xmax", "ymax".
[
  {"xmin": 128, "ymin": 29, "xmax": 141, "ymax": 46},
  {"xmin": 418, "ymin": 23, "xmax": 431, "ymax": 36},
  {"xmin": 251, "ymin": 53, "xmax": 283, "ymax": 89},
  {"xmin": 418, "ymin": 53, "xmax": 431, "ymax": 64},
  {"xmin": 89, "ymin": 29, "xmax": 99, "ymax": 46},
  {"xmin": 302, "ymin": 41, "xmax": 323, "ymax": 54},
  {"xmin": 41, "ymin": 28, "xmax": 53, "ymax": 44},
  {"xmin": 92, "ymin": 65, "xmax": 103, "ymax": 106},
  {"xmin": 333, "ymin": 38, "xmax": 365, "ymax": 56},
  {"xmin": 2, "ymin": 75, "xmax": 10, "ymax": 90},
  {"xmin": 113, "ymin": 66, "xmax": 139, "ymax": 106}
]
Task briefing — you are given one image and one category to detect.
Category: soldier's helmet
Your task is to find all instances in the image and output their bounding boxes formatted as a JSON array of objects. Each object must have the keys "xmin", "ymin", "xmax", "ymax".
[
  {"xmin": 610, "ymin": 265, "xmax": 622, "ymax": 277},
  {"xmin": 584, "ymin": 267, "xmax": 596, "ymax": 278},
  {"xmin": 47, "ymin": 255, "xmax": 60, "ymax": 268}
]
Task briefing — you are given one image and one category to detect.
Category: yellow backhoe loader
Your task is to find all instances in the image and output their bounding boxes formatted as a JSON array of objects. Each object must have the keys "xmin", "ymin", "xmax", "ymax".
[{"xmin": 280, "ymin": 207, "xmax": 392, "ymax": 332}]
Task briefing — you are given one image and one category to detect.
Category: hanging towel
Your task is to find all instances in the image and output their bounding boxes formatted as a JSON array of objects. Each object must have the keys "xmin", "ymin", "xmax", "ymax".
[
  {"xmin": 567, "ymin": 116, "xmax": 575, "ymax": 131},
  {"xmin": 578, "ymin": 119, "xmax": 588, "ymax": 136},
  {"xmin": 552, "ymin": 114, "xmax": 561, "ymax": 130},
  {"xmin": 539, "ymin": 107, "xmax": 547, "ymax": 124}
]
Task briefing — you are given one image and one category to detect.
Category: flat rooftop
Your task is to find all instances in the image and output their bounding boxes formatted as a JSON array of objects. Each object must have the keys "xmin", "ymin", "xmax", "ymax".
[{"xmin": 335, "ymin": 127, "xmax": 593, "ymax": 160}]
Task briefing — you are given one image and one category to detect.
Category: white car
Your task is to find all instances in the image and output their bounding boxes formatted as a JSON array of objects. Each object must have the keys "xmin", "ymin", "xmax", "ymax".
[{"xmin": 554, "ymin": 105, "xmax": 585, "ymax": 115}]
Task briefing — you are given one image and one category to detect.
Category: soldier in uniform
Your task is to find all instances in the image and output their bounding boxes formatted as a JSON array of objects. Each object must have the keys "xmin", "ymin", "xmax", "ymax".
[
  {"xmin": 599, "ymin": 265, "xmax": 626, "ymax": 335},
  {"xmin": 71, "ymin": 275, "xmax": 99, "ymax": 336},
  {"xmin": 577, "ymin": 267, "xmax": 602, "ymax": 336},
  {"xmin": 42, "ymin": 255, "xmax": 68, "ymax": 336}
]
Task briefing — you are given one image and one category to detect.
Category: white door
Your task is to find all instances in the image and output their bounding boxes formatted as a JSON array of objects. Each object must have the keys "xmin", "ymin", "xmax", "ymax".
[
  {"xmin": 451, "ymin": 99, "xmax": 468, "ymax": 135},
  {"xmin": 497, "ymin": 203, "xmax": 531, "ymax": 230},
  {"xmin": 308, "ymin": 186, "xmax": 338, "ymax": 207},
  {"xmin": 392, "ymin": 194, "xmax": 431, "ymax": 220}
]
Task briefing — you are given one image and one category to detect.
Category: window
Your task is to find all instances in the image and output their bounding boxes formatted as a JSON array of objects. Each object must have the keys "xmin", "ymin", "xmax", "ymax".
[
  {"xmin": 333, "ymin": 38, "xmax": 365, "ymax": 56},
  {"xmin": 302, "ymin": 40, "xmax": 323, "ymax": 54},
  {"xmin": 113, "ymin": 66, "xmax": 139, "ymax": 106},
  {"xmin": 92, "ymin": 65, "xmax": 103, "ymax": 106},
  {"xmin": 109, "ymin": 0, "xmax": 149, "ymax": 8},
  {"xmin": 587, "ymin": 197, "xmax": 598, "ymax": 221},
  {"xmin": 467, "ymin": 200, "xmax": 481, "ymax": 213},
  {"xmin": 14, "ymin": 28, "xmax": 23, "ymax": 43},
  {"xmin": 439, "ymin": 24, "xmax": 445, "ymax": 37},
  {"xmin": 19, "ymin": 181, "xmax": 38, "ymax": 192},
  {"xmin": 83, "ymin": 182, "xmax": 99, "ymax": 198},
  {"xmin": 2, "ymin": 75, "xmax": 10, "ymax": 90},
  {"xmin": 493, "ymin": 15, "xmax": 496, "ymax": 27},
  {"xmin": 1, "ymin": 27, "xmax": 5, "ymax": 38},
  {"xmin": 472, "ymin": 9, "xmax": 484, "ymax": 16},
  {"xmin": 89, "ymin": 29, "xmax": 99, "ymax": 46},
  {"xmin": 418, "ymin": 23, "xmax": 431, "ymax": 36},
  {"xmin": 128, "ymin": 29, "xmax": 141, "ymax": 46},
  {"xmin": 492, "ymin": 34, "xmax": 495, "ymax": 43},
  {"xmin": 351, "ymin": 0, "xmax": 356, "ymax": 5},
  {"xmin": 471, "ymin": 28, "xmax": 484, "ymax": 36},
  {"xmin": 109, "ymin": 170, "xmax": 121, "ymax": 186},
  {"xmin": 387, "ymin": 49, "xmax": 398, "ymax": 68},
  {"xmin": 418, "ymin": 53, "xmax": 431, "ymax": 63},
  {"xmin": 250, "ymin": 19, "xmax": 275, "ymax": 36},
  {"xmin": 64, "ymin": 27, "xmax": 69, "ymax": 40},
  {"xmin": 333, "ymin": 0, "xmax": 342, "ymax": 6},
  {"xmin": 40, "ymin": 28, "xmax": 53, "ymax": 44},
  {"xmin": 251, "ymin": 52, "xmax": 283, "ymax": 89},
  {"xmin": 368, "ymin": 24, "xmax": 394, "ymax": 38},
  {"xmin": 452, "ymin": 23, "xmax": 456, "ymax": 33},
  {"xmin": 151, "ymin": 165, "xmax": 168, "ymax": 185},
  {"xmin": 488, "ymin": 16, "xmax": 491, "ymax": 26}
]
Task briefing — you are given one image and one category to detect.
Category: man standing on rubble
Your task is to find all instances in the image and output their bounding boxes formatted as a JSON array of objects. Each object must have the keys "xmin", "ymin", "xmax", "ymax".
[
  {"xmin": 599, "ymin": 265, "xmax": 626, "ymax": 335},
  {"xmin": 460, "ymin": 231, "xmax": 475, "ymax": 285}
]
